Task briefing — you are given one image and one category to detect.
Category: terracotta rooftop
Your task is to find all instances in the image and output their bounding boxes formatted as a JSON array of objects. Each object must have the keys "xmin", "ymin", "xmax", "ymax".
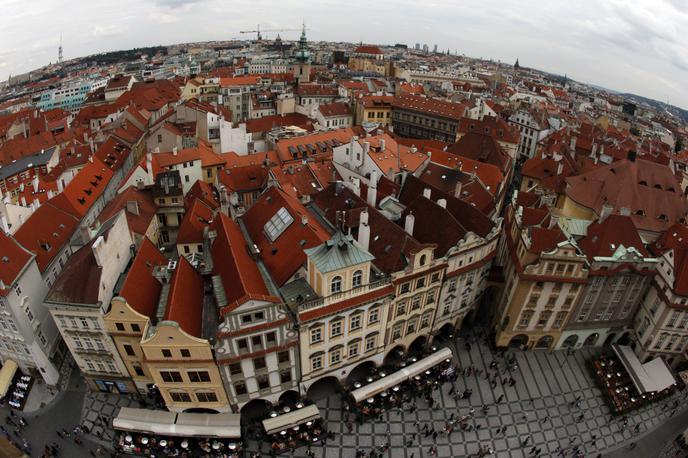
[
  {"xmin": 118, "ymin": 237, "xmax": 166, "ymax": 319},
  {"xmin": 97, "ymin": 186, "xmax": 157, "ymax": 239},
  {"xmin": 392, "ymin": 94, "xmax": 465, "ymax": 120},
  {"xmin": 579, "ymin": 215, "xmax": 649, "ymax": 261},
  {"xmin": 0, "ymin": 232, "xmax": 33, "ymax": 296},
  {"xmin": 176, "ymin": 198, "xmax": 214, "ymax": 245},
  {"xmin": 163, "ymin": 256, "xmax": 204, "ymax": 338},
  {"xmin": 318, "ymin": 102, "xmax": 351, "ymax": 118}
]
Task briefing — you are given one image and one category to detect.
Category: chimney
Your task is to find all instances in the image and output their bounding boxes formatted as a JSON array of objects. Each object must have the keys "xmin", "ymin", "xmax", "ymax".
[
  {"xmin": 172, "ymin": 146, "xmax": 178, "ymax": 156},
  {"xmin": 379, "ymin": 138, "xmax": 386, "ymax": 152},
  {"xmin": 146, "ymin": 151, "xmax": 154, "ymax": 183},
  {"xmin": 599, "ymin": 203, "xmax": 614, "ymax": 222},
  {"xmin": 410, "ymin": 145, "xmax": 417, "ymax": 154},
  {"xmin": 548, "ymin": 214, "xmax": 560, "ymax": 229},
  {"xmin": 57, "ymin": 179, "xmax": 64, "ymax": 193},
  {"xmin": 569, "ymin": 136, "xmax": 577, "ymax": 152},
  {"xmin": 437, "ymin": 198, "xmax": 447, "ymax": 208},
  {"xmin": 363, "ymin": 141, "xmax": 370, "ymax": 155},
  {"xmin": 89, "ymin": 137, "xmax": 95, "ymax": 154},
  {"xmin": 423, "ymin": 187, "xmax": 432, "ymax": 199},
  {"xmin": 20, "ymin": 196, "xmax": 27, "ymax": 207},
  {"xmin": 352, "ymin": 177, "xmax": 361, "ymax": 196},
  {"xmin": 367, "ymin": 170, "xmax": 378, "ymax": 207},
  {"xmin": 32, "ymin": 175, "xmax": 39, "ymax": 193},
  {"xmin": 126, "ymin": 200, "xmax": 140, "ymax": 216},
  {"xmin": 301, "ymin": 215, "xmax": 308, "ymax": 226},
  {"xmin": 627, "ymin": 150, "xmax": 637, "ymax": 162},
  {"xmin": 358, "ymin": 210, "xmax": 370, "ymax": 251},
  {"xmin": 454, "ymin": 182, "xmax": 463, "ymax": 198},
  {"xmin": 92, "ymin": 236, "xmax": 105, "ymax": 268},
  {"xmin": 591, "ymin": 142, "xmax": 597, "ymax": 158},
  {"xmin": 557, "ymin": 161, "xmax": 564, "ymax": 175},
  {"xmin": 404, "ymin": 213, "xmax": 415, "ymax": 236},
  {"xmin": 219, "ymin": 186, "xmax": 229, "ymax": 215}
]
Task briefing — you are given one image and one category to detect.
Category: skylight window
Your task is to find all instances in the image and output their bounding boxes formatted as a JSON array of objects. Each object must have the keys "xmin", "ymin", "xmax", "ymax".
[{"xmin": 264, "ymin": 207, "xmax": 294, "ymax": 241}]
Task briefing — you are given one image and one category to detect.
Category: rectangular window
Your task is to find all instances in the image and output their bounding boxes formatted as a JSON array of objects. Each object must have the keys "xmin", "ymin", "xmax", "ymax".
[
  {"xmin": 365, "ymin": 335, "xmax": 376, "ymax": 351},
  {"xmin": 330, "ymin": 349, "xmax": 342, "ymax": 365},
  {"xmin": 331, "ymin": 320, "xmax": 343, "ymax": 338},
  {"xmin": 180, "ymin": 349, "xmax": 191, "ymax": 358},
  {"xmin": 253, "ymin": 357, "xmax": 266, "ymax": 370},
  {"xmin": 400, "ymin": 283, "xmax": 410, "ymax": 294},
  {"xmin": 278, "ymin": 350, "xmax": 290, "ymax": 364},
  {"xmin": 162, "ymin": 349, "xmax": 172, "ymax": 358},
  {"xmin": 416, "ymin": 277, "xmax": 426, "ymax": 289},
  {"xmin": 188, "ymin": 371, "xmax": 211, "ymax": 382},
  {"xmin": 131, "ymin": 323, "xmax": 141, "ymax": 333},
  {"xmin": 311, "ymin": 355, "xmax": 323, "ymax": 371},
  {"xmin": 134, "ymin": 365, "xmax": 145, "ymax": 376},
  {"xmin": 396, "ymin": 301, "xmax": 406, "ymax": 317},
  {"xmin": 160, "ymin": 371, "xmax": 183, "ymax": 383},
  {"xmin": 123, "ymin": 344, "xmax": 135, "ymax": 356},
  {"xmin": 266, "ymin": 332, "xmax": 276, "ymax": 345},
  {"xmin": 234, "ymin": 382, "xmax": 247, "ymax": 395},
  {"xmin": 116, "ymin": 323, "xmax": 125, "ymax": 331},
  {"xmin": 348, "ymin": 342, "xmax": 359, "ymax": 357},
  {"xmin": 368, "ymin": 308, "xmax": 379, "ymax": 324},
  {"xmin": 310, "ymin": 327, "xmax": 322, "ymax": 344},
  {"xmin": 196, "ymin": 392, "xmax": 218, "ymax": 403},
  {"xmin": 229, "ymin": 363, "xmax": 242, "ymax": 375},
  {"xmin": 237, "ymin": 338, "xmax": 248, "ymax": 352},
  {"xmin": 170, "ymin": 392, "xmax": 192, "ymax": 402},
  {"xmin": 350, "ymin": 314, "xmax": 362, "ymax": 331},
  {"xmin": 280, "ymin": 371, "xmax": 292, "ymax": 384}
]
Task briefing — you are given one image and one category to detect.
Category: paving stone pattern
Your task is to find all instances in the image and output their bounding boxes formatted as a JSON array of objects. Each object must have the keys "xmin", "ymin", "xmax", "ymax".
[
  {"xmin": 242, "ymin": 336, "xmax": 687, "ymax": 458},
  {"xmin": 78, "ymin": 335, "xmax": 687, "ymax": 457}
]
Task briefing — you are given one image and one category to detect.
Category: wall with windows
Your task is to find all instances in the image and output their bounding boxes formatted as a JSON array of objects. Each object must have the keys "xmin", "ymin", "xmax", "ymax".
[
  {"xmin": 141, "ymin": 322, "xmax": 230, "ymax": 412},
  {"xmin": 386, "ymin": 247, "xmax": 444, "ymax": 354},
  {"xmin": 215, "ymin": 299, "xmax": 299, "ymax": 410}
]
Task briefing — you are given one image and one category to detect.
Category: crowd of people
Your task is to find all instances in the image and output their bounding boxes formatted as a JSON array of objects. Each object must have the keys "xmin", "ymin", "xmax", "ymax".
[
  {"xmin": 592, "ymin": 352, "xmax": 679, "ymax": 415},
  {"xmin": 115, "ymin": 431, "xmax": 242, "ymax": 457}
]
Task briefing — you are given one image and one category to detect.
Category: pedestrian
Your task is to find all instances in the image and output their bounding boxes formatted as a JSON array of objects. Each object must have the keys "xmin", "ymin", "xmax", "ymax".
[
  {"xmin": 432, "ymin": 430, "xmax": 438, "ymax": 441},
  {"xmin": 497, "ymin": 394, "xmax": 504, "ymax": 403},
  {"xmin": 55, "ymin": 430, "xmax": 62, "ymax": 439}
]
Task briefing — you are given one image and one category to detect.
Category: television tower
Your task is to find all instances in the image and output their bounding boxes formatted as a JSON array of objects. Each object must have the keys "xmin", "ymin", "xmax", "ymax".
[{"xmin": 58, "ymin": 34, "xmax": 63, "ymax": 64}]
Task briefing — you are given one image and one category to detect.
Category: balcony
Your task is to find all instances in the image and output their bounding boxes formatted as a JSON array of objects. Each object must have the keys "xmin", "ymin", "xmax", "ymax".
[{"xmin": 298, "ymin": 278, "xmax": 392, "ymax": 313}]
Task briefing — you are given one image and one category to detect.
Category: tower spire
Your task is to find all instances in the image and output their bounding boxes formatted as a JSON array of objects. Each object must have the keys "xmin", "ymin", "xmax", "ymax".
[{"xmin": 58, "ymin": 33, "xmax": 63, "ymax": 65}]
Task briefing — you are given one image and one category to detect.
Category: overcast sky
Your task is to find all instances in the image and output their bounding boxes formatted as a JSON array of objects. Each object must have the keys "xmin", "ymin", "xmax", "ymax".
[{"xmin": 1, "ymin": 0, "xmax": 688, "ymax": 108}]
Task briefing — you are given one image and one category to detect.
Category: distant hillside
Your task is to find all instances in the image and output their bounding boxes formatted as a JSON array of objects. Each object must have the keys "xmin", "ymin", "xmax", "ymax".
[{"xmin": 621, "ymin": 93, "xmax": 688, "ymax": 123}]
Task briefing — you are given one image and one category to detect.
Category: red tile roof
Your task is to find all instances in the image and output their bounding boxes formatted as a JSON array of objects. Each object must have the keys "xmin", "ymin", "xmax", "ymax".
[
  {"xmin": 318, "ymin": 102, "xmax": 351, "ymax": 118},
  {"xmin": 164, "ymin": 256, "xmax": 204, "ymax": 338},
  {"xmin": 275, "ymin": 128, "xmax": 355, "ymax": 163},
  {"xmin": 48, "ymin": 156, "xmax": 114, "ymax": 218},
  {"xmin": 446, "ymin": 132, "xmax": 511, "ymax": 173},
  {"xmin": 0, "ymin": 131, "xmax": 56, "ymax": 165},
  {"xmin": 97, "ymin": 186, "xmax": 157, "ymax": 238},
  {"xmin": 579, "ymin": 215, "xmax": 648, "ymax": 261},
  {"xmin": 458, "ymin": 116, "xmax": 519, "ymax": 144},
  {"xmin": 14, "ymin": 202, "xmax": 79, "ymax": 273},
  {"xmin": 218, "ymin": 163, "xmax": 270, "ymax": 193},
  {"xmin": 184, "ymin": 180, "xmax": 219, "ymax": 210},
  {"xmin": 211, "ymin": 213, "xmax": 280, "ymax": 316},
  {"xmin": 652, "ymin": 224, "xmax": 688, "ymax": 296},
  {"xmin": 245, "ymin": 113, "xmax": 313, "ymax": 134},
  {"xmin": 354, "ymin": 45, "xmax": 383, "ymax": 55},
  {"xmin": 0, "ymin": 232, "xmax": 33, "ymax": 296},
  {"xmin": 393, "ymin": 94, "xmax": 465, "ymax": 121},
  {"xmin": 176, "ymin": 198, "xmax": 214, "ymax": 244},
  {"xmin": 242, "ymin": 186, "xmax": 330, "ymax": 286},
  {"xmin": 565, "ymin": 158, "xmax": 688, "ymax": 234},
  {"xmin": 296, "ymin": 85, "xmax": 338, "ymax": 97},
  {"xmin": 118, "ymin": 237, "xmax": 167, "ymax": 319}
]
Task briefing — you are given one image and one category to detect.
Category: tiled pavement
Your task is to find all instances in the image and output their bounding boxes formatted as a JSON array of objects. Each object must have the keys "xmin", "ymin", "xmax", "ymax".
[
  {"xmin": 79, "ymin": 335, "xmax": 687, "ymax": 457},
  {"xmin": 244, "ymin": 336, "xmax": 687, "ymax": 458},
  {"xmin": 81, "ymin": 391, "xmax": 146, "ymax": 444}
]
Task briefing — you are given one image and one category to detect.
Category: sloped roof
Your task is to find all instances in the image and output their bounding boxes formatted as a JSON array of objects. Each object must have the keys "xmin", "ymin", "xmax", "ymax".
[
  {"xmin": 118, "ymin": 238, "xmax": 166, "ymax": 319},
  {"xmin": 49, "ymin": 156, "xmax": 114, "ymax": 218},
  {"xmin": 304, "ymin": 231, "xmax": 374, "ymax": 274},
  {"xmin": 241, "ymin": 186, "xmax": 330, "ymax": 286},
  {"xmin": 211, "ymin": 213, "xmax": 279, "ymax": 315},
  {"xmin": 579, "ymin": 215, "xmax": 649, "ymax": 261},
  {"xmin": 164, "ymin": 256, "xmax": 204, "ymax": 338},
  {"xmin": 176, "ymin": 198, "xmax": 214, "ymax": 244},
  {"xmin": 565, "ymin": 158, "xmax": 688, "ymax": 234},
  {"xmin": 446, "ymin": 132, "xmax": 511, "ymax": 172},
  {"xmin": 98, "ymin": 186, "xmax": 157, "ymax": 238},
  {"xmin": 14, "ymin": 202, "xmax": 80, "ymax": 273},
  {"xmin": 392, "ymin": 94, "xmax": 465, "ymax": 121},
  {"xmin": 0, "ymin": 232, "xmax": 33, "ymax": 296},
  {"xmin": 651, "ymin": 224, "xmax": 688, "ymax": 296}
]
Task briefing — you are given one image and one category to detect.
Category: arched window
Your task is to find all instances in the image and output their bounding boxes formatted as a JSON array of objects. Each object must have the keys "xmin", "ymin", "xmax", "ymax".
[
  {"xmin": 331, "ymin": 276, "xmax": 342, "ymax": 294},
  {"xmin": 352, "ymin": 270, "xmax": 363, "ymax": 288},
  {"xmin": 419, "ymin": 254, "xmax": 427, "ymax": 266}
]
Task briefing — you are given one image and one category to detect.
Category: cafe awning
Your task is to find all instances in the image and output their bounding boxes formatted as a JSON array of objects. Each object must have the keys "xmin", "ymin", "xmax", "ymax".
[
  {"xmin": 262, "ymin": 404, "xmax": 320, "ymax": 435},
  {"xmin": 113, "ymin": 407, "xmax": 178, "ymax": 435},
  {"xmin": 0, "ymin": 360, "xmax": 18, "ymax": 398},
  {"xmin": 174, "ymin": 412, "xmax": 241, "ymax": 438},
  {"xmin": 350, "ymin": 346, "xmax": 453, "ymax": 404},
  {"xmin": 613, "ymin": 344, "xmax": 676, "ymax": 393}
]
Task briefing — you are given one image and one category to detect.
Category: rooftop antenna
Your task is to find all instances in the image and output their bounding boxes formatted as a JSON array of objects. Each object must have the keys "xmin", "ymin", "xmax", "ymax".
[{"xmin": 58, "ymin": 33, "xmax": 63, "ymax": 64}]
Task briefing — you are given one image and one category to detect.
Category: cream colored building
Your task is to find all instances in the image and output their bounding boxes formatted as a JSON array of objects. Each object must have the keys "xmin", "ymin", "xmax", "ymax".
[{"xmin": 298, "ymin": 232, "xmax": 393, "ymax": 394}]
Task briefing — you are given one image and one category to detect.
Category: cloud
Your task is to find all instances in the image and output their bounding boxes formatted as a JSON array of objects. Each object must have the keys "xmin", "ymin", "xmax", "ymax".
[
  {"xmin": 151, "ymin": 0, "xmax": 201, "ymax": 8},
  {"xmin": 91, "ymin": 24, "xmax": 126, "ymax": 37}
]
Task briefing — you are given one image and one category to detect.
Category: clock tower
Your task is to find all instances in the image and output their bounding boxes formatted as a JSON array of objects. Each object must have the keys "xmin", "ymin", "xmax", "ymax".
[{"xmin": 293, "ymin": 23, "xmax": 311, "ymax": 84}]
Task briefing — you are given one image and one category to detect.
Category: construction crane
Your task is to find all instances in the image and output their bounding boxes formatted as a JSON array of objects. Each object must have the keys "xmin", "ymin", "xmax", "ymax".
[{"xmin": 239, "ymin": 24, "xmax": 302, "ymax": 41}]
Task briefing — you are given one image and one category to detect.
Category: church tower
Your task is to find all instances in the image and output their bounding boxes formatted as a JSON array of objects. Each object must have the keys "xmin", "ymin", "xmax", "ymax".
[{"xmin": 293, "ymin": 23, "xmax": 311, "ymax": 84}]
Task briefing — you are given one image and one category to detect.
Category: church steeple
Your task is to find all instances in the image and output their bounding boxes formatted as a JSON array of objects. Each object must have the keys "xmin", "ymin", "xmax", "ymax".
[
  {"xmin": 295, "ymin": 22, "xmax": 311, "ymax": 63},
  {"xmin": 293, "ymin": 21, "xmax": 311, "ymax": 84}
]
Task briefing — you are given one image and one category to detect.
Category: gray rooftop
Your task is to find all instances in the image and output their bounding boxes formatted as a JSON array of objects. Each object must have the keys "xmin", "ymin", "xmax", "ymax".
[{"xmin": 304, "ymin": 231, "xmax": 374, "ymax": 273}]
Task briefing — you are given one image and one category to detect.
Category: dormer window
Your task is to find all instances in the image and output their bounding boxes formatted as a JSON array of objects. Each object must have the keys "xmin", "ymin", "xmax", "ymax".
[
  {"xmin": 331, "ymin": 276, "xmax": 342, "ymax": 294},
  {"xmin": 639, "ymin": 180, "xmax": 648, "ymax": 186},
  {"xmin": 654, "ymin": 184, "xmax": 662, "ymax": 190}
]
